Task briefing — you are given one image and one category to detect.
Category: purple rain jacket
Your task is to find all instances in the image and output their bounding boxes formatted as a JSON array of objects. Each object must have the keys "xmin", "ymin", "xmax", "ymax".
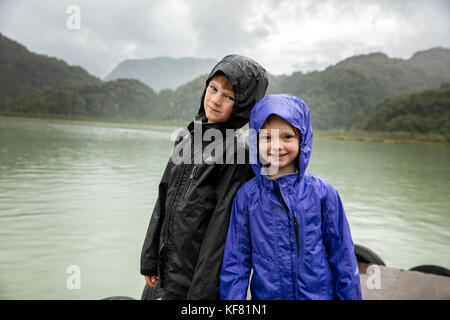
[{"xmin": 220, "ymin": 94, "xmax": 362, "ymax": 300}]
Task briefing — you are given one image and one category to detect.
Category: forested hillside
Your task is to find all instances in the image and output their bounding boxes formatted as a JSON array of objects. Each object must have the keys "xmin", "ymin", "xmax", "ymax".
[
  {"xmin": 105, "ymin": 57, "xmax": 217, "ymax": 92},
  {"xmin": 1, "ymin": 32, "xmax": 449, "ymax": 141},
  {"xmin": 354, "ymin": 84, "xmax": 450, "ymax": 141},
  {"xmin": 0, "ymin": 33, "xmax": 101, "ymax": 106},
  {"xmin": 1, "ymin": 79, "xmax": 159, "ymax": 121},
  {"xmin": 266, "ymin": 48, "xmax": 450, "ymax": 130}
]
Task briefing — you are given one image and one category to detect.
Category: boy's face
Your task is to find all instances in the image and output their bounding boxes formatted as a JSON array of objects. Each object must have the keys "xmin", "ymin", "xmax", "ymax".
[
  {"xmin": 204, "ymin": 78, "xmax": 235, "ymax": 123},
  {"xmin": 258, "ymin": 115, "xmax": 300, "ymax": 177}
]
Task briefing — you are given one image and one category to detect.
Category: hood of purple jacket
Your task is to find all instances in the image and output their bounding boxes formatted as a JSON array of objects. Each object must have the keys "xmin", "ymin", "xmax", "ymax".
[{"xmin": 249, "ymin": 94, "xmax": 313, "ymax": 182}]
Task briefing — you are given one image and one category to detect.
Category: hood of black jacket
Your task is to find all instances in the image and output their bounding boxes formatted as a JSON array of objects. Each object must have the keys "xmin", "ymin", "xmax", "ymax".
[{"xmin": 196, "ymin": 54, "xmax": 268, "ymax": 130}]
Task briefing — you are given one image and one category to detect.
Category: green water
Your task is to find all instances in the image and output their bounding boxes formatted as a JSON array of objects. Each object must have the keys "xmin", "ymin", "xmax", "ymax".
[{"xmin": 0, "ymin": 117, "xmax": 449, "ymax": 299}]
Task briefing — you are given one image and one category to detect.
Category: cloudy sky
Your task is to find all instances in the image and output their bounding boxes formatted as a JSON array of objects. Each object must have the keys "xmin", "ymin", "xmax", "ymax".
[{"xmin": 0, "ymin": 0, "xmax": 449, "ymax": 79}]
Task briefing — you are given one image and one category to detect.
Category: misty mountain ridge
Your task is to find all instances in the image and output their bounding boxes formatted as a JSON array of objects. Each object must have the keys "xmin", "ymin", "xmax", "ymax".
[
  {"xmin": 267, "ymin": 47, "xmax": 450, "ymax": 130},
  {"xmin": 0, "ymin": 32, "xmax": 101, "ymax": 105},
  {"xmin": 332, "ymin": 47, "xmax": 450, "ymax": 89},
  {"xmin": 105, "ymin": 56, "xmax": 218, "ymax": 92},
  {"xmin": 1, "ymin": 32, "xmax": 449, "ymax": 141}
]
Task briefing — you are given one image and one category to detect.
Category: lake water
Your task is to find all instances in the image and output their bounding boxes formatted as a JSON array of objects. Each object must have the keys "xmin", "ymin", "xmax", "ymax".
[{"xmin": 0, "ymin": 117, "xmax": 449, "ymax": 299}]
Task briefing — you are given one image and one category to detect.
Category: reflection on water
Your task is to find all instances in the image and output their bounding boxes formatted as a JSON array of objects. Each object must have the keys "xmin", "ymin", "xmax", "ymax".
[{"xmin": 0, "ymin": 117, "xmax": 449, "ymax": 299}]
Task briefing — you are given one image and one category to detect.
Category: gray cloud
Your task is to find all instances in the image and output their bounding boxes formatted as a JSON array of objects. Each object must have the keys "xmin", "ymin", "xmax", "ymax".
[{"xmin": 0, "ymin": 0, "xmax": 448, "ymax": 78}]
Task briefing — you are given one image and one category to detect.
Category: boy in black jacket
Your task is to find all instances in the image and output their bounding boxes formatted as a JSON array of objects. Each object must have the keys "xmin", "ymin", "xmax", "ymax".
[{"xmin": 140, "ymin": 55, "xmax": 268, "ymax": 299}]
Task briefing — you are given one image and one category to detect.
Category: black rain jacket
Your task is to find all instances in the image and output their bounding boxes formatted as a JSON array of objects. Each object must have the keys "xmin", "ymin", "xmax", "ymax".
[{"xmin": 140, "ymin": 55, "xmax": 268, "ymax": 299}]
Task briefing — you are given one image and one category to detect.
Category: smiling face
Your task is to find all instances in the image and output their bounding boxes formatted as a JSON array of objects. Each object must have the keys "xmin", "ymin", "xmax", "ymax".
[
  {"xmin": 203, "ymin": 74, "xmax": 235, "ymax": 123},
  {"xmin": 258, "ymin": 115, "xmax": 300, "ymax": 179}
]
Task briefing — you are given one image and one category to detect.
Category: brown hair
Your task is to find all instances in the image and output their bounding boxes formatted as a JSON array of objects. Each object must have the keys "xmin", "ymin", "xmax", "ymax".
[
  {"xmin": 210, "ymin": 71, "xmax": 233, "ymax": 93},
  {"xmin": 263, "ymin": 114, "xmax": 302, "ymax": 140}
]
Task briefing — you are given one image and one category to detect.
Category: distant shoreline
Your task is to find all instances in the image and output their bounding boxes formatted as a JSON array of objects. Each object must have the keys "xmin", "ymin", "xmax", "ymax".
[
  {"xmin": 0, "ymin": 114, "xmax": 180, "ymax": 131},
  {"xmin": 315, "ymin": 134, "xmax": 449, "ymax": 146},
  {"xmin": 1, "ymin": 114, "xmax": 448, "ymax": 146}
]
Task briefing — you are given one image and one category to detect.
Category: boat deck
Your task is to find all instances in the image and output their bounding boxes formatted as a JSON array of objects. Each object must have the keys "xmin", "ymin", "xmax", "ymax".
[{"xmin": 358, "ymin": 262, "xmax": 450, "ymax": 300}]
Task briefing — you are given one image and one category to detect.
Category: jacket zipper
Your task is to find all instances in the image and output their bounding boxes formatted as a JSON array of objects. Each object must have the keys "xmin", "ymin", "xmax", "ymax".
[
  {"xmin": 279, "ymin": 190, "xmax": 300, "ymax": 299},
  {"xmin": 184, "ymin": 164, "xmax": 198, "ymax": 199},
  {"xmin": 279, "ymin": 192, "xmax": 299, "ymax": 256},
  {"xmin": 293, "ymin": 216, "xmax": 299, "ymax": 256}
]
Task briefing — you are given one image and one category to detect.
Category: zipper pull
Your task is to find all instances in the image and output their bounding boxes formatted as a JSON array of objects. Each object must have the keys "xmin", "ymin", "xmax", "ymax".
[{"xmin": 190, "ymin": 165, "xmax": 197, "ymax": 179}]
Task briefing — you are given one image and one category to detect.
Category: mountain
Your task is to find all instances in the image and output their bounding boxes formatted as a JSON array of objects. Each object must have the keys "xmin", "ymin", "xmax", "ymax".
[
  {"xmin": 156, "ymin": 75, "xmax": 207, "ymax": 122},
  {"xmin": 105, "ymin": 57, "xmax": 218, "ymax": 92},
  {"xmin": 1, "ymin": 32, "xmax": 449, "ymax": 141},
  {"xmin": 354, "ymin": 84, "xmax": 450, "ymax": 141},
  {"xmin": 266, "ymin": 48, "xmax": 450, "ymax": 130},
  {"xmin": 333, "ymin": 48, "xmax": 450, "ymax": 92},
  {"xmin": 1, "ymin": 79, "xmax": 159, "ymax": 121},
  {"xmin": 0, "ymin": 33, "xmax": 101, "ymax": 107},
  {"xmin": 0, "ymin": 33, "xmax": 160, "ymax": 122},
  {"xmin": 406, "ymin": 48, "xmax": 450, "ymax": 88}
]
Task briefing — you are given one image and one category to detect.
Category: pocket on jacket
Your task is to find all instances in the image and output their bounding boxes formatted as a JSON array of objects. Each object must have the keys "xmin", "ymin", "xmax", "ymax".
[{"xmin": 250, "ymin": 253, "xmax": 280, "ymax": 300}]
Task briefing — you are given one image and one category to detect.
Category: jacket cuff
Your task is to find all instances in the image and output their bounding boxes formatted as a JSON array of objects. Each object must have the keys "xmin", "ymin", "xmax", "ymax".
[{"xmin": 140, "ymin": 265, "xmax": 157, "ymax": 276}]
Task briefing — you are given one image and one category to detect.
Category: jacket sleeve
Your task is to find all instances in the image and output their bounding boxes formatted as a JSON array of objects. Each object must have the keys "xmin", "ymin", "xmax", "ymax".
[
  {"xmin": 219, "ymin": 188, "xmax": 252, "ymax": 300},
  {"xmin": 321, "ymin": 185, "xmax": 362, "ymax": 300},
  {"xmin": 186, "ymin": 163, "xmax": 252, "ymax": 299},
  {"xmin": 140, "ymin": 160, "xmax": 171, "ymax": 276}
]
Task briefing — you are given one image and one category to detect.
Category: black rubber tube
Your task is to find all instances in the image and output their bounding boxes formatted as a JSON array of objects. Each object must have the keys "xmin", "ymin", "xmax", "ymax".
[
  {"xmin": 409, "ymin": 265, "xmax": 450, "ymax": 277},
  {"xmin": 354, "ymin": 243, "xmax": 386, "ymax": 266},
  {"xmin": 102, "ymin": 296, "xmax": 135, "ymax": 300}
]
